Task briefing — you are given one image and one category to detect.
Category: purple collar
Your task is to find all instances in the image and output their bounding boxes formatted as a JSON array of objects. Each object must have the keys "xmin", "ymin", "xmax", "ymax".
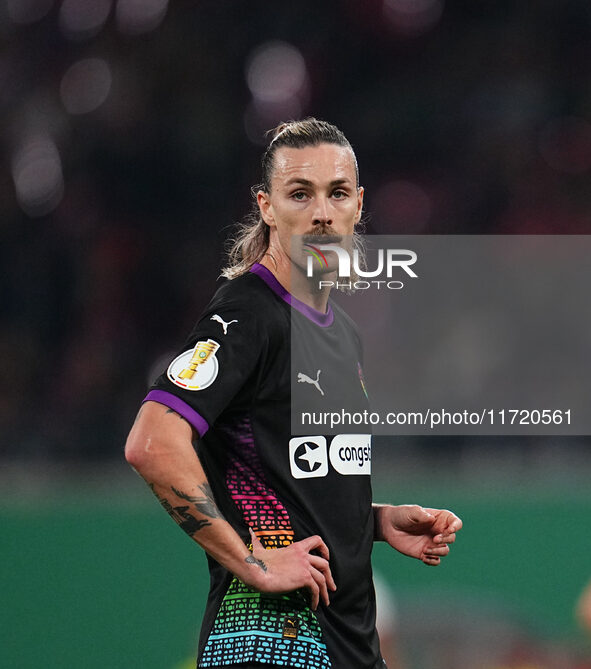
[{"xmin": 250, "ymin": 263, "xmax": 334, "ymax": 328}]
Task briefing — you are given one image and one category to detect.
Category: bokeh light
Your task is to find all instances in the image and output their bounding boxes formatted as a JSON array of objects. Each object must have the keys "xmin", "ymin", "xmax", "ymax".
[
  {"xmin": 59, "ymin": 0, "xmax": 112, "ymax": 41},
  {"xmin": 11, "ymin": 134, "xmax": 64, "ymax": 217},
  {"xmin": 60, "ymin": 58, "xmax": 112, "ymax": 115},
  {"xmin": 115, "ymin": 0, "xmax": 169, "ymax": 35},
  {"xmin": 246, "ymin": 41, "xmax": 307, "ymax": 104},
  {"xmin": 383, "ymin": 0, "xmax": 444, "ymax": 36},
  {"xmin": 244, "ymin": 41, "xmax": 309, "ymax": 144}
]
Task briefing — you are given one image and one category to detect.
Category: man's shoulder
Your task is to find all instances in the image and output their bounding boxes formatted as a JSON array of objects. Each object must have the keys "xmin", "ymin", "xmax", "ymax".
[
  {"xmin": 211, "ymin": 270, "xmax": 280, "ymax": 308},
  {"xmin": 205, "ymin": 271, "xmax": 288, "ymax": 336}
]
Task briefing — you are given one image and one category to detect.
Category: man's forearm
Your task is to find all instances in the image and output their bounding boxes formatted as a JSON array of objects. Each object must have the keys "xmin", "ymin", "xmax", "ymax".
[
  {"xmin": 146, "ymin": 477, "xmax": 267, "ymax": 582},
  {"xmin": 125, "ymin": 402, "xmax": 267, "ymax": 587},
  {"xmin": 127, "ymin": 402, "xmax": 337, "ymax": 609}
]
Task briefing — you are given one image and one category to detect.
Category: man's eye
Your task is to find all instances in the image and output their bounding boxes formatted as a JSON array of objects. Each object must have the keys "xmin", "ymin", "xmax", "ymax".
[
  {"xmin": 332, "ymin": 189, "xmax": 348, "ymax": 199},
  {"xmin": 292, "ymin": 191, "xmax": 307, "ymax": 200}
]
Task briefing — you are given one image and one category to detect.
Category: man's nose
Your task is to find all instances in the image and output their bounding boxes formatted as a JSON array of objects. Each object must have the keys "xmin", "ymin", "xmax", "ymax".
[{"xmin": 312, "ymin": 196, "xmax": 332, "ymax": 226}]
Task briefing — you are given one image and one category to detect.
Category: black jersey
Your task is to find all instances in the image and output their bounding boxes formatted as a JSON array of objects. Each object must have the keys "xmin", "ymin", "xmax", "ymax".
[{"xmin": 145, "ymin": 263, "xmax": 382, "ymax": 669}]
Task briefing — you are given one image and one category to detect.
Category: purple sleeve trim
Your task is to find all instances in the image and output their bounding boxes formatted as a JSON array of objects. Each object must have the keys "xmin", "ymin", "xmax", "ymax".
[
  {"xmin": 250, "ymin": 262, "xmax": 334, "ymax": 327},
  {"xmin": 142, "ymin": 390, "xmax": 209, "ymax": 438}
]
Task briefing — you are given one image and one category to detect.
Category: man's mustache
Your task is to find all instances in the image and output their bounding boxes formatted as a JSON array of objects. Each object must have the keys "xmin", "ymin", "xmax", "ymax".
[{"xmin": 302, "ymin": 232, "xmax": 344, "ymax": 245}]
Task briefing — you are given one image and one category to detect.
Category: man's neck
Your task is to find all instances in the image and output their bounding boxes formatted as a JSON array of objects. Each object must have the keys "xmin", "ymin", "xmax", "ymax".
[{"xmin": 259, "ymin": 255, "xmax": 332, "ymax": 313}]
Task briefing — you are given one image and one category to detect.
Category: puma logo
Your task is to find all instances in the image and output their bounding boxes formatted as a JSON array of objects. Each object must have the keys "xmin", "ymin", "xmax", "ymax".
[
  {"xmin": 210, "ymin": 314, "xmax": 238, "ymax": 335},
  {"xmin": 282, "ymin": 615, "xmax": 299, "ymax": 639},
  {"xmin": 297, "ymin": 370, "xmax": 324, "ymax": 396}
]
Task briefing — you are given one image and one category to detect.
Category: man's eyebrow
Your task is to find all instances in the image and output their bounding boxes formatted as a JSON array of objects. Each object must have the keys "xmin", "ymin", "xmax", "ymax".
[{"xmin": 284, "ymin": 177, "xmax": 353, "ymax": 187}]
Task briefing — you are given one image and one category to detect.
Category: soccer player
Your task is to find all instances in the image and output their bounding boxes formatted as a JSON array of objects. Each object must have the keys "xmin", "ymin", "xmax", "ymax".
[{"xmin": 125, "ymin": 118, "xmax": 462, "ymax": 669}]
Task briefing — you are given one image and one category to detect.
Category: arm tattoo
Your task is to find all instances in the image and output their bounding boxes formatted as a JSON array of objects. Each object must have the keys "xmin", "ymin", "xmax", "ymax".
[
  {"xmin": 171, "ymin": 483, "xmax": 223, "ymax": 519},
  {"xmin": 148, "ymin": 483, "xmax": 212, "ymax": 536},
  {"xmin": 245, "ymin": 555, "xmax": 267, "ymax": 572},
  {"xmin": 165, "ymin": 407, "xmax": 189, "ymax": 424}
]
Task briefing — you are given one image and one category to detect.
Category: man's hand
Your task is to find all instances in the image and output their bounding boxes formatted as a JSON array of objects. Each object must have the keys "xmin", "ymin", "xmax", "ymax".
[
  {"xmin": 244, "ymin": 528, "xmax": 337, "ymax": 610},
  {"xmin": 374, "ymin": 504, "xmax": 462, "ymax": 566}
]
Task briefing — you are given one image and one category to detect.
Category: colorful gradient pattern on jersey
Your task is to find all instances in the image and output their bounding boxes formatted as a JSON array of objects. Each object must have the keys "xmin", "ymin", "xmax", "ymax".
[{"xmin": 199, "ymin": 418, "xmax": 331, "ymax": 669}]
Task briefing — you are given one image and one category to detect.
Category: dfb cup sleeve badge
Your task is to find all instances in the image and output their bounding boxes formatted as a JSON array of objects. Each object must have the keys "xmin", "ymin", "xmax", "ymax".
[{"xmin": 167, "ymin": 339, "xmax": 220, "ymax": 391}]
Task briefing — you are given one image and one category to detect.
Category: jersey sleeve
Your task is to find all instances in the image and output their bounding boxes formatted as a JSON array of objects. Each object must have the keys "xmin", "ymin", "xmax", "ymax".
[{"xmin": 144, "ymin": 289, "xmax": 266, "ymax": 437}]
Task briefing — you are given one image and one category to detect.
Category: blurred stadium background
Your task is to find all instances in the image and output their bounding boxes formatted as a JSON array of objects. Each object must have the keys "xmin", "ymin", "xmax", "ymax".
[{"xmin": 1, "ymin": 1, "xmax": 591, "ymax": 667}]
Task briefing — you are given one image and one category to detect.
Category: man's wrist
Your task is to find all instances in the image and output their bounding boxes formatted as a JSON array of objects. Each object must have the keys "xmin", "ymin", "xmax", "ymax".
[
  {"xmin": 245, "ymin": 553, "xmax": 268, "ymax": 574},
  {"xmin": 372, "ymin": 503, "xmax": 389, "ymax": 542},
  {"xmin": 238, "ymin": 550, "xmax": 268, "ymax": 589}
]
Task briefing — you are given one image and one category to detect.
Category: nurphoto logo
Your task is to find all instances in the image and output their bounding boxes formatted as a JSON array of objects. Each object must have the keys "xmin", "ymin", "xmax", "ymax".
[{"xmin": 304, "ymin": 242, "xmax": 418, "ymax": 291}]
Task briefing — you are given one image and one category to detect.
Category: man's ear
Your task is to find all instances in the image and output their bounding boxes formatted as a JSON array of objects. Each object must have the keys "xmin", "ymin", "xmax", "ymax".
[
  {"xmin": 257, "ymin": 190, "xmax": 274, "ymax": 227},
  {"xmin": 355, "ymin": 186, "xmax": 364, "ymax": 224}
]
